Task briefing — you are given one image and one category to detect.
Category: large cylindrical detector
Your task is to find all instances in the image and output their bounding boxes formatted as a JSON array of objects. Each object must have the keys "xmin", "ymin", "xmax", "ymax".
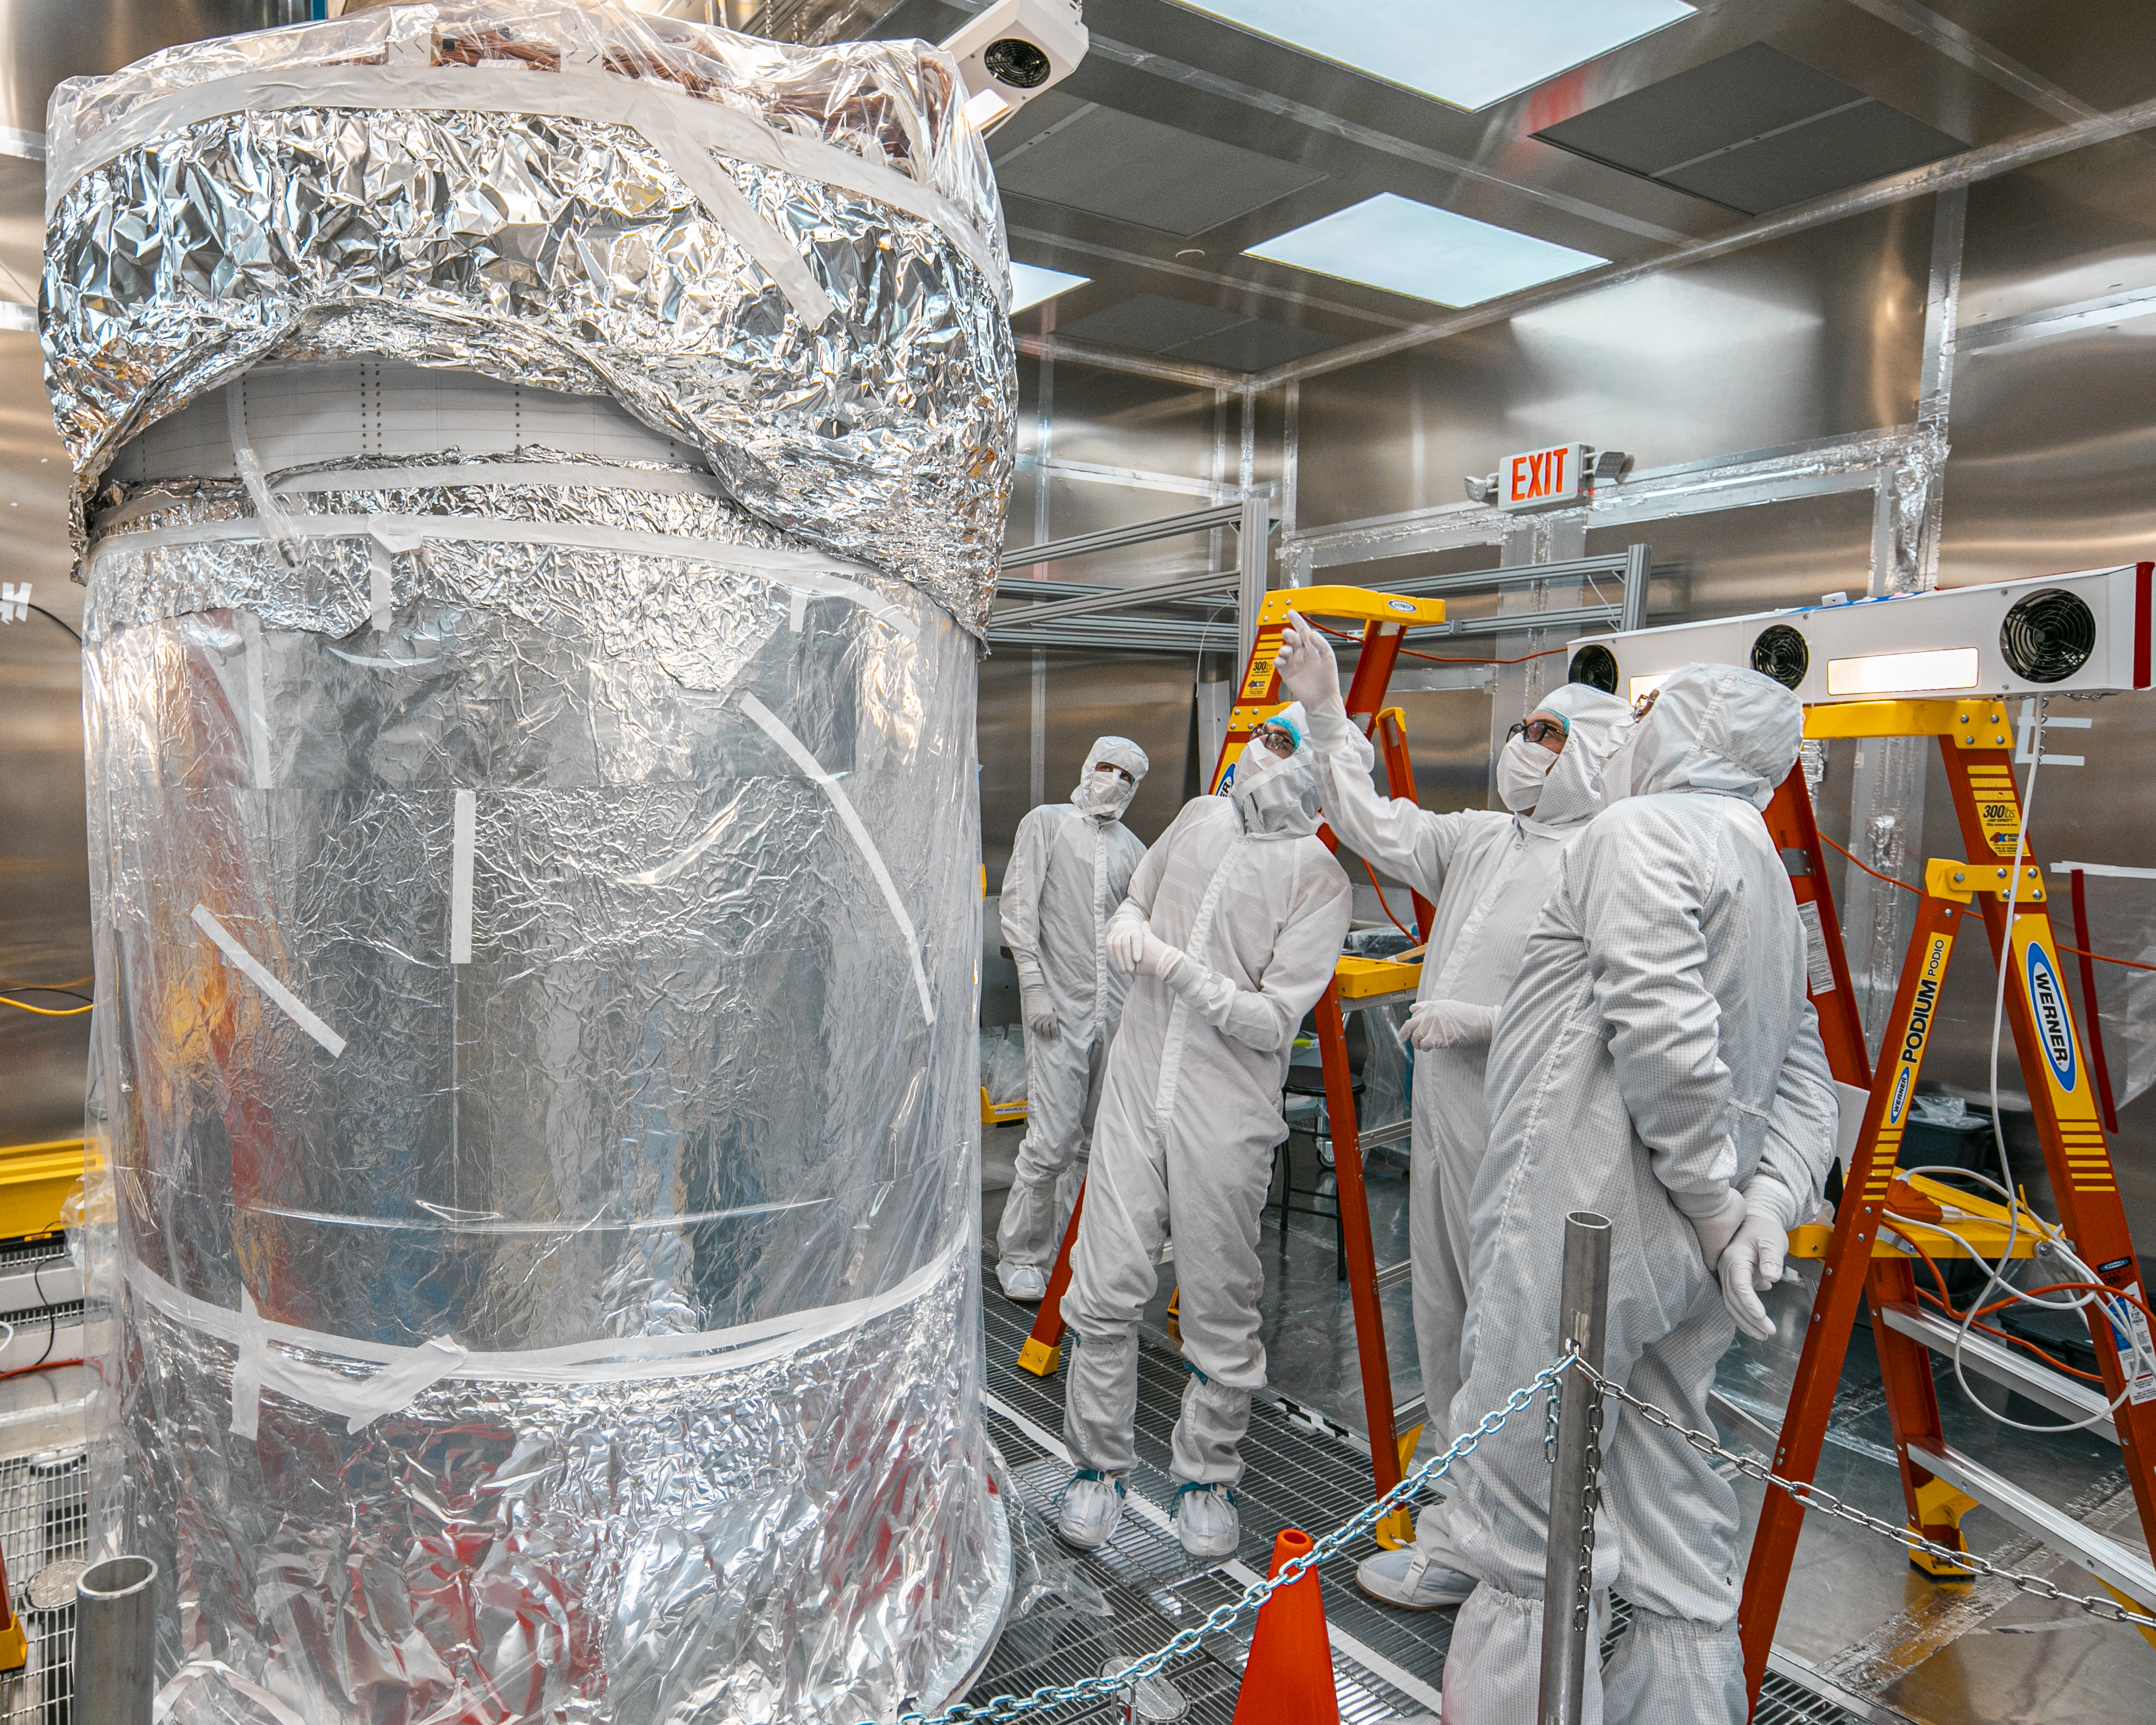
[{"xmin": 44, "ymin": 4, "xmax": 1014, "ymax": 1718}]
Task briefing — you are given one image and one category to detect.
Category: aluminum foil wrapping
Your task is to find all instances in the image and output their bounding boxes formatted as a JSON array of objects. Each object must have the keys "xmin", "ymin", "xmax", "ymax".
[
  {"xmin": 43, "ymin": 0, "xmax": 1015, "ymax": 634},
  {"xmin": 51, "ymin": 6, "xmax": 1016, "ymax": 1718}
]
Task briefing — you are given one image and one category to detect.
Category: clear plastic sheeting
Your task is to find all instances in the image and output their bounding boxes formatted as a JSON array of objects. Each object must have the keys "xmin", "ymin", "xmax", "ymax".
[
  {"xmin": 51, "ymin": 8, "xmax": 1015, "ymax": 1719},
  {"xmin": 43, "ymin": 0, "xmax": 1014, "ymax": 634}
]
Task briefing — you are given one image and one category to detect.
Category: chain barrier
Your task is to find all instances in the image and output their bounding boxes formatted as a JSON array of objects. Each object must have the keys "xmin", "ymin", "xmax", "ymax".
[
  {"xmin": 1570, "ymin": 1371, "xmax": 1603, "ymax": 1636},
  {"xmin": 888, "ymin": 1360, "xmax": 1568, "ymax": 1725},
  {"xmin": 1573, "ymin": 1359, "xmax": 2156, "ymax": 1634}
]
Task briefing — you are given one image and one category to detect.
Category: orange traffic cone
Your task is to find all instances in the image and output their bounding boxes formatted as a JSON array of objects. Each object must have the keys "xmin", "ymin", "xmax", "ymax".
[{"xmin": 1231, "ymin": 1529, "xmax": 1341, "ymax": 1725}]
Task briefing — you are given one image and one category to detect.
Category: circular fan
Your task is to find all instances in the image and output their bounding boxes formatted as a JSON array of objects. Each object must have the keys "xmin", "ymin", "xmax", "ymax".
[
  {"xmin": 1568, "ymin": 644, "xmax": 1619, "ymax": 693},
  {"xmin": 1750, "ymin": 624, "xmax": 1810, "ymax": 690},
  {"xmin": 1999, "ymin": 589, "xmax": 2095, "ymax": 684},
  {"xmin": 986, "ymin": 37, "xmax": 1053, "ymax": 87}
]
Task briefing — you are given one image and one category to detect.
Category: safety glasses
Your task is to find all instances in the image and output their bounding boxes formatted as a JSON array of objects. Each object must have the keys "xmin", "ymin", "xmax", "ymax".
[{"xmin": 1504, "ymin": 717, "xmax": 1567, "ymax": 749}]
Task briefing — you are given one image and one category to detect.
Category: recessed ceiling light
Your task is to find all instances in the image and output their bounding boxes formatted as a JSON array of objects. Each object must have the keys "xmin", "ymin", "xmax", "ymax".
[
  {"xmin": 1010, "ymin": 262, "xmax": 1091, "ymax": 314},
  {"xmin": 1175, "ymin": 0, "xmax": 1695, "ymax": 111},
  {"xmin": 1245, "ymin": 193, "xmax": 1604, "ymax": 307}
]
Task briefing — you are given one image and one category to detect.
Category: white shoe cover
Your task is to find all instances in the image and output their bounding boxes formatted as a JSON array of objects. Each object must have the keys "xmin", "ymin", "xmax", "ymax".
[
  {"xmin": 1171, "ymin": 1483, "xmax": 1239, "ymax": 1558},
  {"xmin": 998, "ymin": 1263, "xmax": 1049, "ymax": 1302},
  {"xmin": 1354, "ymin": 1546, "xmax": 1476, "ymax": 1610},
  {"xmin": 1055, "ymin": 1471, "xmax": 1125, "ymax": 1550}
]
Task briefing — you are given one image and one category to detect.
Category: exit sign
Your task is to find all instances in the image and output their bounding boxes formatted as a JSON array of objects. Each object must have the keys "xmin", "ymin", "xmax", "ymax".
[{"xmin": 1500, "ymin": 442, "xmax": 1586, "ymax": 512}]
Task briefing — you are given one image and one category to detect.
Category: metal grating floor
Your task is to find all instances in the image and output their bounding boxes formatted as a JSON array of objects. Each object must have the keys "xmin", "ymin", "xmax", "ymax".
[
  {"xmin": 0, "ymin": 1449, "xmax": 87, "ymax": 1725},
  {"xmin": 976, "ymin": 1280, "xmax": 1872, "ymax": 1724}
]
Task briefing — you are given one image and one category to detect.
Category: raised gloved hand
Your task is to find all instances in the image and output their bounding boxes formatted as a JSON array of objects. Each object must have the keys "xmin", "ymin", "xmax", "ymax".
[
  {"xmin": 1687, "ymin": 1185, "xmax": 1748, "ymax": 1278},
  {"xmin": 1022, "ymin": 987, "xmax": 1059, "ymax": 1041},
  {"xmin": 1274, "ymin": 614, "xmax": 1344, "ymax": 716},
  {"xmin": 1107, "ymin": 921, "xmax": 1148, "ymax": 976},
  {"xmin": 1717, "ymin": 1204, "xmax": 1789, "ymax": 1341},
  {"xmin": 1404, "ymin": 998, "xmax": 1499, "ymax": 1051}
]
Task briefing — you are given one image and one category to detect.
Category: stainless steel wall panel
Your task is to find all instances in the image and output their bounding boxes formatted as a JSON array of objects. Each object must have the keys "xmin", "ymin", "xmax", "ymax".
[{"xmin": 1292, "ymin": 206, "xmax": 1931, "ymax": 536}]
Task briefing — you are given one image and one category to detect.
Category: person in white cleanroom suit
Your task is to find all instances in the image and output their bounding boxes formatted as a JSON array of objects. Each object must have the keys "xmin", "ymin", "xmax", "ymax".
[
  {"xmin": 1055, "ymin": 704, "xmax": 1352, "ymax": 1560},
  {"xmin": 1272, "ymin": 613, "xmax": 1631, "ymax": 1612},
  {"xmin": 995, "ymin": 737, "xmax": 1153, "ymax": 1302},
  {"xmin": 1438, "ymin": 663, "xmax": 1838, "ymax": 1725}
]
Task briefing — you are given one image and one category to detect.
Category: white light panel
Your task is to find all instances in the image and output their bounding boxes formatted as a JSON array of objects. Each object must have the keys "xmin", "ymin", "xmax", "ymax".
[
  {"xmin": 1245, "ymin": 193, "xmax": 1605, "ymax": 307},
  {"xmin": 1176, "ymin": 0, "xmax": 1695, "ymax": 111},
  {"xmin": 1009, "ymin": 262, "xmax": 1090, "ymax": 314},
  {"xmin": 1825, "ymin": 647, "xmax": 1981, "ymax": 697}
]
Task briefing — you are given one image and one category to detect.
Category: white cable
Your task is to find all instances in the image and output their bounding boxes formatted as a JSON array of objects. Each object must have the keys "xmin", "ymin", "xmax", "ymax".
[{"xmin": 1903, "ymin": 711, "xmax": 2156, "ymax": 1427}]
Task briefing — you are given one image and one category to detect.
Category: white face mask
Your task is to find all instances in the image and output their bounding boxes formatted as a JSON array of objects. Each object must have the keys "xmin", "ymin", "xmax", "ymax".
[
  {"xmin": 1072, "ymin": 765, "xmax": 1135, "ymax": 819},
  {"xmin": 1496, "ymin": 733, "xmax": 1558, "ymax": 813}
]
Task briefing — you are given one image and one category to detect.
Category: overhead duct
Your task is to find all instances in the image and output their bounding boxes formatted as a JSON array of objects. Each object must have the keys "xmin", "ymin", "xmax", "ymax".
[{"xmin": 44, "ymin": 2, "xmax": 1015, "ymax": 1719}]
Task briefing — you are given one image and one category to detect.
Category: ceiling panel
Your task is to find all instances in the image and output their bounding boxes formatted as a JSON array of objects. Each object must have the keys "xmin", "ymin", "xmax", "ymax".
[
  {"xmin": 992, "ymin": 95, "xmax": 1326, "ymax": 236},
  {"xmin": 1053, "ymin": 291, "xmax": 1348, "ymax": 371},
  {"xmin": 1055, "ymin": 292, "xmax": 1242, "ymax": 351},
  {"xmin": 1536, "ymin": 42, "xmax": 1966, "ymax": 216}
]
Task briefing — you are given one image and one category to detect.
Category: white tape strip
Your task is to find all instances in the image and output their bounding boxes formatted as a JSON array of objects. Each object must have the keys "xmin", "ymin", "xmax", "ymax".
[
  {"xmin": 450, "ymin": 790, "xmax": 476, "ymax": 965},
  {"xmin": 237, "ymin": 611, "xmax": 273, "ymax": 791},
  {"xmin": 977, "ymin": 1389, "xmax": 1447, "ymax": 1716},
  {"xmin": 90, "ymin": 513, "xmax": 918, "ymax": 642},
  {"xmin": 191, "ymin": 905, "xmax": 346, "ymax": 1058},
  {"xmin": 368, "ymin": 537, "xmax": 393, "ymax": 632},
  {"xmin": 123, "ymin": 1233, "xmax": 963, "ymax": 1413},
  {"xmin": 230, "ymin": 1288, "xmax": 465, "ymax": 1438},
  {"xmin": 50, "ymin": 52, "xmax": 1001, "ymax": 310},
  {"xmin": 225, "ymin": 387, "xmax": 305, "ymax": 570},
  {"xmin": 739, "ymin": 692, "xmax": 934, "ymax": 1025},
  {"xmin": 156, "ymin": 1661, "xmax": 310, "ymax": 1725}
]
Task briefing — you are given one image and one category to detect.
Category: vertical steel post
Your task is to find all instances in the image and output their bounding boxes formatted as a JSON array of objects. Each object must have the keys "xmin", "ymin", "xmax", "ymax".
[
  {"xmin": 1537, "ymin": 1212, "xmax": 1611, "ymax": 1725},
  {"xmin": 77, "ymin": 1555, "xmax": 157, "ymax": 1725}
]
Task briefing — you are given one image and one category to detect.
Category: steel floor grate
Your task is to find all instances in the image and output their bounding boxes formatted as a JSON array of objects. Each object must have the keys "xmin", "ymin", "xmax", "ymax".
[
  {"xmin": 977, "ymin": 1276, "xmax": 1873, "ymax": 1725},
  {"xmin": 0, "ymin": 1449, "xmax": 88, "ymax": 1725}
]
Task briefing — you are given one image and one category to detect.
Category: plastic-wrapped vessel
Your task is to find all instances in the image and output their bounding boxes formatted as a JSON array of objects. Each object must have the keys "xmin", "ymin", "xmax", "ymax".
[{"xmin": 45, "ymin": 3, "xmax": 1015, "ymax": 1717}]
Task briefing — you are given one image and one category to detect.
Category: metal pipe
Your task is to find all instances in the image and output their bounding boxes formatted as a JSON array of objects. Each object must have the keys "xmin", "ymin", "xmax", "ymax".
[
  {"xmin": 1537, "ymin": 1211, "xmax": 1612, "ymax": 1725},
  {"xmin": 998, "ymin": 500, "xmax": 1249, "ymax": 572},
  {"xmin": 77, "ymin": 1555, "xmax": 156, "ymax": 1725},
  {"xmin": 989, "ymin": 569, "xmax": 1237, "ymax": 626}
]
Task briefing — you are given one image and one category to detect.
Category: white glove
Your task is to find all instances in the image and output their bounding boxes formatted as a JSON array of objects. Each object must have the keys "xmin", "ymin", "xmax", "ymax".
[
  {"xmin": 1274, "ymin": 614, "xmax": 1344, "ymax": 715},
  {"xmin": 1021, "ymin": 989, "xmax": 1058, "ymax": 1041},
  {"xmin": 1403, "ymin": 998, "xmax": 1498, "ymax": 1051},
  {"xmin": 1718, "ymin": 1205, "xmax": 1789, "ymax": 1342},
  {"xmin": 1135, "ymin": 930, "xmax": 1185, "ymax": 983},
  {"xmin": 1687, "ymin": 1186, "xmax": 1747, "ymax": 1277},
  {"xmin": 1107, "ymin": 921, "xmax": 1148, "ymax": 975}
]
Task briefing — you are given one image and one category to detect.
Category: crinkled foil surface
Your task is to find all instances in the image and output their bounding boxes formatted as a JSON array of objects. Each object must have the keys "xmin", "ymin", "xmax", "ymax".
[
  {"xmin": 54, "ymin": 6, "xmax": 1014, "ymax": 1719},
  {"xmin": 43, "ymin": 0, "xmax": 1015, "ymax": 634}
]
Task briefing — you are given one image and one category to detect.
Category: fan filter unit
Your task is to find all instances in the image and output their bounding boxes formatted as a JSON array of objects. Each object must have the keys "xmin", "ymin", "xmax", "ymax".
[
  {"xmin": 1569, "ymin": 644, "xmax": 1619, "ymax": 693},
  {"xmin": 2000, "ymin": 589, "xmax": 2096, "ymax": 684},
  {"xmin": 1750, "ymin": 624, "xmax": 1809, "ymax": 690}
]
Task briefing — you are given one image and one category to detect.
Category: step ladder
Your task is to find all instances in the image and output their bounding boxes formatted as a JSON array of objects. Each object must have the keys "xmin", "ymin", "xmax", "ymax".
[{"xmin": 1738, "ymin": 699, "xmax": 2156, "ymax": 1706}]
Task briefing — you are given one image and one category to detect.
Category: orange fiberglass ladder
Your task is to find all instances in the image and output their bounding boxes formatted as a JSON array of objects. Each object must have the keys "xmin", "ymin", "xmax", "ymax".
[
  {"xmin": 1736, "ymin": 697, "xmax": 2156, "ymax": 1711},
  {"xmin": 1012, "ymin": 584, "xmax": 1445, "ymax": 1541}
]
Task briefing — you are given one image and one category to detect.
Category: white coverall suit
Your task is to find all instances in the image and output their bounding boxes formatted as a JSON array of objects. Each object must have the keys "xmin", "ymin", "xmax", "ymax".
[
  {"xmin": 996, "ymin": 739, "xmax": 1151, "ymax": 1292},
  {"xmin": 1060, "ymin": 742, "xmax": 1352, "ymax": 1486},
  {"xmin": 1440, "ymin": 664, "xmax": 1838, "ymax": 1725},
  {"xmin": 1305, "ymin": 679, "xmax": 1629, "ymax": 1481}
]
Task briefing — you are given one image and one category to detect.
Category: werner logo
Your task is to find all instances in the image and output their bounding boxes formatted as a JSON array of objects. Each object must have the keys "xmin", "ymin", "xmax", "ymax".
[
  {"xmin": 1387, "ymin": 599, "xmax": 1417, "ymax": 614},
  {"xmin": 1888, "ymin": 1064, "xmax": 1913, "ymax": 1128},
  {"xmin": 2025, "ymin": 943, "xmax": 2078, "ymax": 1091}
]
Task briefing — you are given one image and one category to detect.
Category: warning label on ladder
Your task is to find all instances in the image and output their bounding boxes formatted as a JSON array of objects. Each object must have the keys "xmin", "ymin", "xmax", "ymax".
[{"xmin": 1796, "ymin": 900, "xmax": 1837, "ymax": 995}]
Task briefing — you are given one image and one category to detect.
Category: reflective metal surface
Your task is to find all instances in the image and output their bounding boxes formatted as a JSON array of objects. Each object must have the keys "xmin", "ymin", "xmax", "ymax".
[
  {"xmin": 42, "ymin": 0, "xmax": 1014, "ymax": 633},
  {"xmin": 53, "ymin": 7, "xmax": 1015, "ymax": 1718}
]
